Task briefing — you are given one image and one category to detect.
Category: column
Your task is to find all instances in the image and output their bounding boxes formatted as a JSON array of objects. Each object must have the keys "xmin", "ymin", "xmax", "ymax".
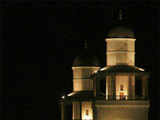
[
  {"xmin": 96, "ymin": 77, "xmax": 100, "ymax": 96},
  {"xmin": 73, "ymin": 102, "xmax": 81, "ymax": 120},
  {"xmin": 142, "ymin": 78, "xmax": 145, "ymax": 98},
  {"xmin": 106, "ymin": 76, "xmax": 109, "ymax": 100},
  {"xmin": 142, "ymin": 77, "xmax": 148, "ymax": 99},
  {"xmin": 128, "ymin": 74, "xmax": 132, "ymax": 100},
  {"xmin": 129, "ymin": 74, "xmax": 135, "ymax": 100},
  {"xmin": 92, "ymin": 100, "xmax": 96, "ymax": 120},
  {"xmin": 61, "ymin": 101, "xmax": 65, "ymax": 120},
  {"xmin": 146, "ymin": 79, "xmax": 148, "ymax": 99},
  {"xmin": 132, "ymin": 74, "xmax": 135, "ymax": 99},
  {"xmin": 93, "ymin": 77, "xmax": 96, "ymax": 97},
  {"xmin": 94, "ymin": 77, "xmax": 100, "ymax": 97},
  {"xmin": 108, "ymin": 75, "xmax": 112, "ymax": 100},
  {"xmin": 80, "ymin": 101, "xmax": 82, "ymax": 120},
  {"xmin": 111, "ymin": 74, "xmax": 116, "ymax": 100},
  {"xmin": 113, "ymin": 74, "xmax": 116, "ymax": 99}
]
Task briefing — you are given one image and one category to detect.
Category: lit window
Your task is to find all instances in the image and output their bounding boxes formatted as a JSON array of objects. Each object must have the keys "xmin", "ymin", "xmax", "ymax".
[
  {"xmin": 86, "ymin": 109, "xmax": 89, "ymax": 116},
  {"xmin": 120, "ymin": 84, "xmax": 124, "ymax": 91},
  {"xmin": 82, "ymin": 102, "xmax": 93, "ymax": 120},
  {"xmin": 120, "ymin": 92, "xmax": 125, "ymax": 100},
  {"xmin": 84, "ymin": 109, "xmax": 91, "ymax": 120}
]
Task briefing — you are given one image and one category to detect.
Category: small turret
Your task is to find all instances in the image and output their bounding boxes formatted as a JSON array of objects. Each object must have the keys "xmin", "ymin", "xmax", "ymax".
[{"xmin": 72, "ymin": 40, "xmax": 100, "ymax": 91}]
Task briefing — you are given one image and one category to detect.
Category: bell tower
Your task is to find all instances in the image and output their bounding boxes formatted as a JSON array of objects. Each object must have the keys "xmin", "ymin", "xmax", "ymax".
[
  {"xmin": 94, "ymin": 9, "xmax": 150, "ymax": 120},
  {"xmin": 105, "ymin": 28, "xmax": 136, "ymax": 100}
]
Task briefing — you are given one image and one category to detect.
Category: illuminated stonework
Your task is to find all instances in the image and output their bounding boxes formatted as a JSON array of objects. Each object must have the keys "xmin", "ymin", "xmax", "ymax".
[
  {"xmin": 106, "ymin": 38, "xmax": 135, "ymax": 65},
  {"xmin": 82, "ymin": 102, "xmax": 93, "ymax": 120},
  {"xmin": 72, "ymin": 101, "xmax": 93, "ymax": 120},
  {"xmin": 60, "ymin": 17, "xmax": 150, "ymax": 120},
  {"xmin": 72, "ymin": 67, "xmax": 100, "ymax": 91}
]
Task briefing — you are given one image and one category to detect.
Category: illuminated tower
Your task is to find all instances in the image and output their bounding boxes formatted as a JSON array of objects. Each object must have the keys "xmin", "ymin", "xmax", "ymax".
[
  {"xmin": 71, "ymin": 41, "xmax": 100, "ymax": 120},
  {"xmin": 96, "ymin": 25, "xmax": 150, "ymax": 120},
  {"xmin": 91, "ymin": 10, "xmax": 150, "ymax": 120},
  {"xmin": 105, "ymin": 26, "xmax": 136, "ymax": 100},
  {"xmin": 60, "ymin": 41, "xmax": 104, "ymax": 120},
  {"xmin": 72, "ymin": 41, "xmax": 100, "ymax": 92}
]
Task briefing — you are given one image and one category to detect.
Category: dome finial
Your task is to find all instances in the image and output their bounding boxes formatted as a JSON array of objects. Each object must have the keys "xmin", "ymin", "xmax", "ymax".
[
  {"xmin": 84, "ymin": 40, "xmax": 88, "ymax": 49},
  {"xmin": 119, "ymin": 9, "xmax": 123, "ymax": 21}
]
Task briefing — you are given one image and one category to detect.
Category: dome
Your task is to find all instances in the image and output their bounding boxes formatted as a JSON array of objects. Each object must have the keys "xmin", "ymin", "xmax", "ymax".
[
  {"xmin": 90, "ymin": 64, "xmax": 148, "ymax": 80},
  {"xmin": 107, "ymin": 25, "xmax": 135, "ymax": 38},
  {"xmin": 99, "ymin": 64, "xmax": 144, "ymax": 73},
  {"xmin": 72, "ymin": 49, "xmax": 100, "ymax": 67}
]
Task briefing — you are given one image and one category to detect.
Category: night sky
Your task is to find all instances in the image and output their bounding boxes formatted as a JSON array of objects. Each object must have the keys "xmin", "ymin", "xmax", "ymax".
[{"xmin": 1, "ymin": 1, "xmax": 160, "ymax": 120}]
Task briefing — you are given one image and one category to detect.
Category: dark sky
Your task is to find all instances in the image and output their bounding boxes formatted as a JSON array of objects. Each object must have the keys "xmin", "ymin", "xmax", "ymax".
[{"xmin": 1, "ymin": 1, "xmax": 160, "ymax": 120}]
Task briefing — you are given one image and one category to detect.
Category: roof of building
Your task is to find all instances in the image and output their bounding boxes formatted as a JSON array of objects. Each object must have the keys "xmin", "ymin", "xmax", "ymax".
[
  {"xmin": 91, "ymin": 64, "xmax": 148, "ymax": 79},
  {"xmin": 107, "ymin": 25, "xmax": 135, "ymax": 38},
  {"xmin": 62, "ymin": 91, "xmax": 105, "ymax": 101},
  {"xmin": 100, "ymin": 64, "xmax": 144, "ymax": 73},
  {"xmin": 72, "ymin": 49, "xmax": 100, "ymax": 67}
]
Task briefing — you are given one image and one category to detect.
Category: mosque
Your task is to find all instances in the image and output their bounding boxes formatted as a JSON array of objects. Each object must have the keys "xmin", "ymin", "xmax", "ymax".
[{"xmin": 60, "ymin": 10, "xmax": 150, "ymax": 120}]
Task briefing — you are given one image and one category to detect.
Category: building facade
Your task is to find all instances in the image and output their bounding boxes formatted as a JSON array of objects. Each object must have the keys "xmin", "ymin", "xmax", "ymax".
[{"xmin": 60, "ymin": 16, "xmax": 150, "ymax": 120}]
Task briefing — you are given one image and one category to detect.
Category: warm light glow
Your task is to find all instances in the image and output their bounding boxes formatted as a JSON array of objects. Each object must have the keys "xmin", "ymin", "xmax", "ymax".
[
  {"xmin": 100, "ymin": 67, "xmax": 108, "ymax": 71},
  {"xmin": 105, "ymin": 38, "xmax": 136, "ymax": 42},
  {"xmin": 136, "ymin": 67, "xmax": 144, "ymax": 71},
  {"xmin": 117, "ymin": 90, "xmax": 128, "ymax": 100},
  {"xmin": 82, "ymin": 102, "xmax": 93, "ymax": 120},
  {"xmin": 116, "ymin": 75, "xmax": 128, "ymax": 100},
  {"xmin": 61, "ymin": 95, "xmax": 65, "ymax": 99},
  {"xmin": 84, "ymin": 114, "xmax": 92, "ymax": 120},
  {"xmin": 73, "ymin": 67, "xmax": 99, "ymax": 91},
  {"xmin": 67, "ymin": 92, "xmax": 76, "ymax": 96},
  {"xmin": 92, "ymin": 70, "xmax": 98, "ymax": 74},
  {"xmin": 106, "ymin": 38, "xmax": 135, "ymax": 65}
]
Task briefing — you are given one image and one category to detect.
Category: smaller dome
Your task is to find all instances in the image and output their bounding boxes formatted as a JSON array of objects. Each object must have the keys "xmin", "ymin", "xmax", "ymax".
[
  {"xmin": 107, "ymin": 25, "xmax": 135, "ymax": 38},
  {"xmin": 72, "ymin": 49, "xmax": 100, "ymax": 67}
]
